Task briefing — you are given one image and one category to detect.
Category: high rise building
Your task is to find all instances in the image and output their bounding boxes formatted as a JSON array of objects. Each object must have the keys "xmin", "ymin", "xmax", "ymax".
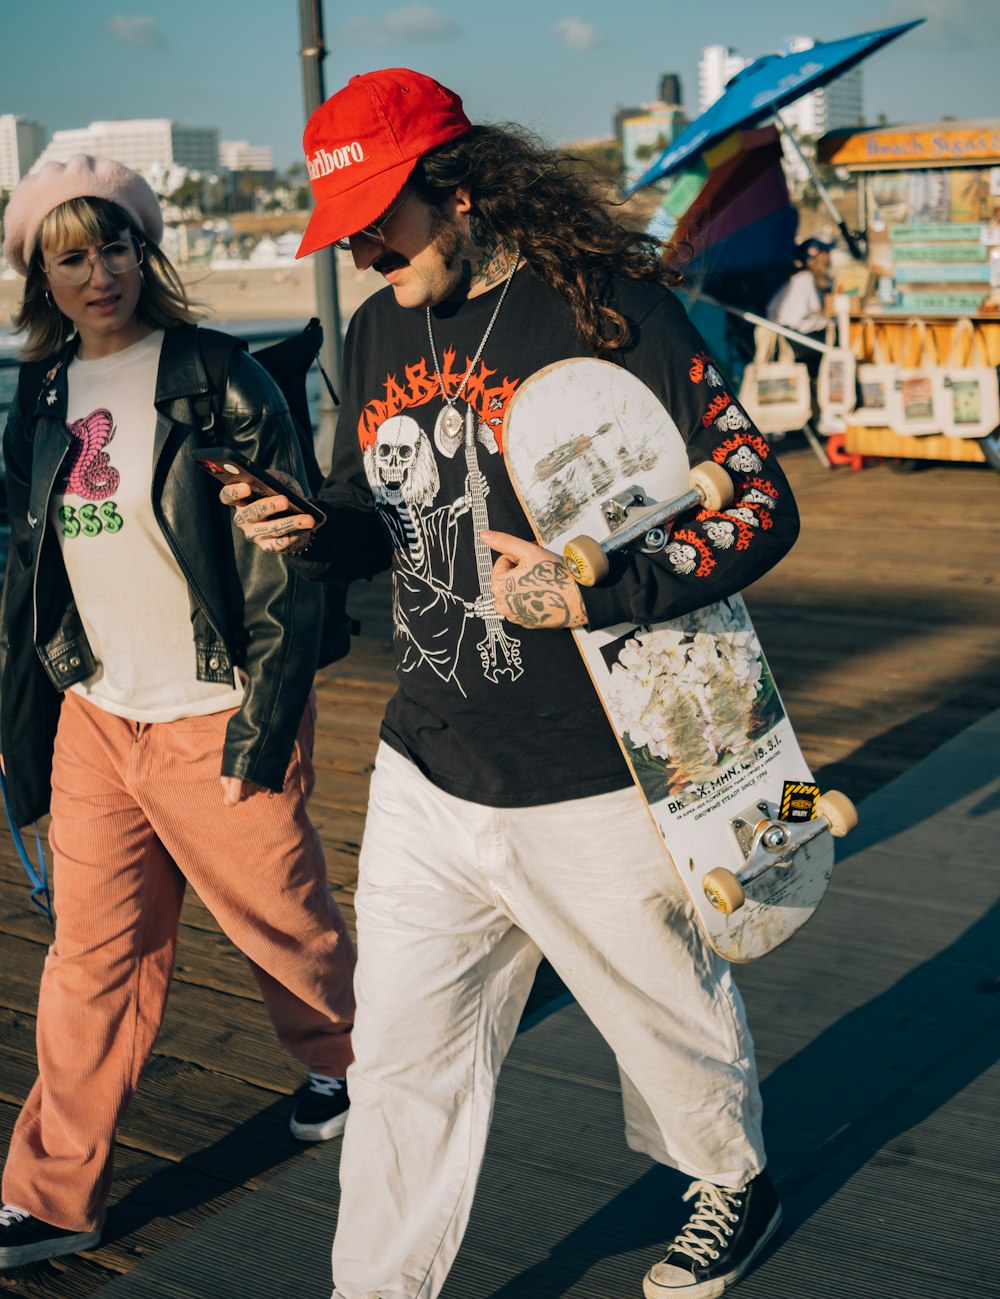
[
  {"xmin": 697, "ymin": 46, "xmax": 751, "ymax": 113},
  {"xmin": 219, "ymin": 140, "xmax": 274, "ymax": 173},
  {"xmin": 0, "ymin": 114, "xmax": 47, "ymax": 190},
  {"xmin": 659, "ymin": 74, "xmax": 683, "ymax": 108},
  {"xmin": 775, "ymin": 37, "xmax": 864, "ymax": 181},
  {"xmin": 694, "ymin": 37, "xmax": 864, "ymax": 185},
  {"xmin": 777, "ymin": 37, "xmax": 863, "ymax": 138},
  {"xmin": 32, "ymin": 120, "xmax": 219, "ymax": 176}
]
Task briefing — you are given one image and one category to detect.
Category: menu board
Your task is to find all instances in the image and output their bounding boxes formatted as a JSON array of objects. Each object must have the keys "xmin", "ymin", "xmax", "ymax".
[{"xmin": 864, "ymin": 167, "xmax": 999, "ymax": 311}]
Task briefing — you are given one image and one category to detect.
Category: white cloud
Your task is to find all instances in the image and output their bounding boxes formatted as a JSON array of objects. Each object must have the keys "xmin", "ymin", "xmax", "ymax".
[
  {"xmin": 342, "ymin": 5, "xmax": 459, "ymax": 46},
  {"xmin": 107, "ymin": 15, "xmax": 165, "ymax": 49},
  {"xmin": 552, "ymin": 17, "xmax": 605, "ymax": 51}
]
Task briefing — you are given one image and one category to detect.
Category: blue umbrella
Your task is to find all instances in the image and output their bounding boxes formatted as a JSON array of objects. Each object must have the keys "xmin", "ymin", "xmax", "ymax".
[{"xmin": 628, "ymin": 19, "xmax": 924, "ymax": 256}]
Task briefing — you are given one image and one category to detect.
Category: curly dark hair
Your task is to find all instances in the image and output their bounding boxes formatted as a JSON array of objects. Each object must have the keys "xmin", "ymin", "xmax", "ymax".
[{"xmin": 410, "ymin": 124, "xmax": 680, "ymax": 356}]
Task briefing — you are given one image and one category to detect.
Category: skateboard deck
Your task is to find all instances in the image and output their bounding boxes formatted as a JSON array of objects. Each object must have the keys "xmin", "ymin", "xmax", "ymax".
[{"xmin": 503, "ymin": 358, "xmax": 851, "ymax": 962}]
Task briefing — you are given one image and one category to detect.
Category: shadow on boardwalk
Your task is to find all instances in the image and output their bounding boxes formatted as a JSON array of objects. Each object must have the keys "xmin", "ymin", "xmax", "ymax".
[
  {"xmin": 477, "ymin": 902, "xmax": 1000, "ymax": 1298},
  {"xmin": 92, "ymin": 711, "xmax": 1000, "ymax": 1298}
]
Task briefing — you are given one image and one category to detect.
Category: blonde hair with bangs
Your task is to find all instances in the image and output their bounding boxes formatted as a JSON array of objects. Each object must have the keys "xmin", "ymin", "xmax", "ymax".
[{"xmin": 13, "ymin": 196, "xmax": 200, "ymax": 361}]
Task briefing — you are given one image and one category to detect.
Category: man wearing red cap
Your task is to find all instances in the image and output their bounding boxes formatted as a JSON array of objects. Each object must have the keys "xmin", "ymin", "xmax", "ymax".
[{"xmin": 230, "ymin": 67, "xmax": 800, "ymax": 1299}]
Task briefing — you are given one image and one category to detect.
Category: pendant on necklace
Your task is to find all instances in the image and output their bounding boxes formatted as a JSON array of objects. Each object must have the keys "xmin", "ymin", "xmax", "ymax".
[{"xmin": 434, "ymin": 403, "xmax": 464, "ymax": 458}]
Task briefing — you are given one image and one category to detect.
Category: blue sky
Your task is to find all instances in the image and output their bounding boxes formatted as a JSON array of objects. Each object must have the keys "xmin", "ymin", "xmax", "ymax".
[{"xmin": 3, "ymin": 0, "xmax": 998, "ymax": 173}]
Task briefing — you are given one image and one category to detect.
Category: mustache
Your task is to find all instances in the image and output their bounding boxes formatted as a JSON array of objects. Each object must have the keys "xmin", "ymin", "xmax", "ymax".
[{"xmin": 373, "ymin": 251, "xmax": 406, "ymax": 274}]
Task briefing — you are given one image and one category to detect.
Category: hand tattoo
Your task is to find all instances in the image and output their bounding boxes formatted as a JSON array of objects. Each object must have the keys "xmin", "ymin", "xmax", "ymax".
[
  {"xmin": 239, "ymin": 499, "xmax": 281, "ymax": 524},
  {"xmin": 502, "ymin": 558, "xmax": 584, "ymax": 628}
]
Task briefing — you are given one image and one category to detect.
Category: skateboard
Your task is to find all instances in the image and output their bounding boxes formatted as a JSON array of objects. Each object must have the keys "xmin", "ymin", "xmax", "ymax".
[{"xmin": 502, "ymin": 358, "xmax": 856, "ymax": 962}]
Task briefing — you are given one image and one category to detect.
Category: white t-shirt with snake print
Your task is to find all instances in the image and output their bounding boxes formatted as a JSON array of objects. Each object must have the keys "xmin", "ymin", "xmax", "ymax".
[{"xmin": 50, "ymin": 329, "xmax": 244, "ymax": 722}]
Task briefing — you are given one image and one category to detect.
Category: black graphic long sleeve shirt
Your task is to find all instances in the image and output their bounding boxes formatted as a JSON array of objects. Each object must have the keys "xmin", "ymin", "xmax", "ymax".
[{"xmin": 297, "ymin": 270, "xmax": 799, "ymax": 807}]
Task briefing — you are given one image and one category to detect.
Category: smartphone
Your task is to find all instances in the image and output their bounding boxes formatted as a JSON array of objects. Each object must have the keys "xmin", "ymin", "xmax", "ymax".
[{"xmin": 193, "ymin": 447, "xmax": 327, "ymax": 527}]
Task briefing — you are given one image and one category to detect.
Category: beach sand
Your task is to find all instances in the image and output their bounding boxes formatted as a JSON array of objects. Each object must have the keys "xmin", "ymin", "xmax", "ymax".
[{"xmin": 0, "ymin": 256, "xmax": 380, "ymax": 330}]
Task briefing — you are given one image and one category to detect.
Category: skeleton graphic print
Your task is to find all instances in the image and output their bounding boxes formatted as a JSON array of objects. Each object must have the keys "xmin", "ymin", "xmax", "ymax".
[{"xmin": 356, "ymin": 347, "xmax": 523, "ymax": 696}]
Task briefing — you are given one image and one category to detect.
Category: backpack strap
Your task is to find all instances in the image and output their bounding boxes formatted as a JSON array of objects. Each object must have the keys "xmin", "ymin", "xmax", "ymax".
[
  {"xmin": 193, "ymin": 326, "xmax": 249, "ymax": 436},
  {"xmin": 249, "ymin": 318, "xmax": 332, "ymax": 492}
]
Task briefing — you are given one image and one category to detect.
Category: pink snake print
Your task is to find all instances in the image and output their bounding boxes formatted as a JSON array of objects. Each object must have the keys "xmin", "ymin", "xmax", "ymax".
[{"xmin": 57, "ymin": 408, "xmax": 121, "ymax": 499}]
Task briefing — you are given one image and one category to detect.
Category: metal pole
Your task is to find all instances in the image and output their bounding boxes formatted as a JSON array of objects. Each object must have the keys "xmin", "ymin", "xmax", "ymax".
[
  {"xmin": 694, "ymin": 292, "xmax": 834, "ymax": 354},
  {"xmin": 773, "ymin": 110, "xmax": 865, "ymax": 262},
  {"xmin": 298, "ymin": 0, "xmax": 342, "ymax": 470}
]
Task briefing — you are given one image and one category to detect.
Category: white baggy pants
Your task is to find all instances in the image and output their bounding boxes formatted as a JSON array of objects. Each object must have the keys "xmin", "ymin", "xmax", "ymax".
[{"xmin": 331, "ymin": 742, "xmax": 765, "ymax": 1299}]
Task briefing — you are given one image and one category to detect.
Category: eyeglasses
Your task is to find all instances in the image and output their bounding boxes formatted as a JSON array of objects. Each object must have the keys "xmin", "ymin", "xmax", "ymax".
[
  {"xmin": 333, "ymin": 192, "xmax": 410, "ymax": 252},
  {"xmin": 44, "ymin": 237, "xmax": 144, "ymax": 287}
]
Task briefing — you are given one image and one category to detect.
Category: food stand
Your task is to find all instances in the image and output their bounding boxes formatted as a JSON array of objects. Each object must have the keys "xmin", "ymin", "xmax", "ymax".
[{"xmin": 816, "ymin": 119, "xmax": 1000, "ymax": 465}]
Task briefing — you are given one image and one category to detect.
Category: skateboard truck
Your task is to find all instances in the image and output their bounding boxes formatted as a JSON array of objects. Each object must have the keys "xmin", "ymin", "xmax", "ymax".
[
  {"xmin": 564, "ymin": 461, "xmax": 734, "ymax": 586},
  {"xmin": 702, "ymin": 792, "xmax": 858, "ymax": 915}
]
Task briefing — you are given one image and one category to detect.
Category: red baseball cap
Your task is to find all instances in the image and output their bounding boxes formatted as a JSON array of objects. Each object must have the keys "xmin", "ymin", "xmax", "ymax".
[{"xmin": 296, "ymin": 68, "xmax": 472, "ymax": 259}]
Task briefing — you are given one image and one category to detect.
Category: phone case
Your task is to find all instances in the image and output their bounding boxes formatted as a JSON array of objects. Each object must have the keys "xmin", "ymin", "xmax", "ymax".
[{"xmin": 193, "ymin": 448, "xmax": 326, "ymax": 526}]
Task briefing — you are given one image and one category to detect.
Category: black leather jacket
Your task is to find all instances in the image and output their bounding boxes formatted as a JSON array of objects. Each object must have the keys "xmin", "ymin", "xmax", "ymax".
[{"xmin": 0, "ymin": 324, "xmax": 322, "ymax": 826}]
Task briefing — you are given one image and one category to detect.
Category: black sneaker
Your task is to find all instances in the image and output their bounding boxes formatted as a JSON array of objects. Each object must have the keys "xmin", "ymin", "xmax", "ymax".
[
  {"xmin": 643, "ymin": 1170, "xmax": 781, "ymax": 1298},
  {"xmin": 0, "ymin": 1204, "xmax": 101, "ymax": 1270},
  {"xmin": 289, "ymin": 1073, "xmax": 350, "ymax": 1141}
]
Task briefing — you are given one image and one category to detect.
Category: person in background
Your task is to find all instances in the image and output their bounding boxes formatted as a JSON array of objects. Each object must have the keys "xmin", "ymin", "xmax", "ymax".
[
  {"xmin": 228, "ymin": 68, "xmax": 800, "ymax": 1299},
  {"xmin": 765, "ymin": 237, "xmax": 834, "ymax": 377},
  {"xmin": 0, "ymin": 155, "xmax": 355, "ymax": 1272}
]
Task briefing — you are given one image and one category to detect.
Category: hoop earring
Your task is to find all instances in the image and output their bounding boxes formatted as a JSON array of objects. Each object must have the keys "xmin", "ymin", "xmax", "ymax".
[{"xmin": 44, "ymin": 289, "xmax": 54, "ymax": 307}]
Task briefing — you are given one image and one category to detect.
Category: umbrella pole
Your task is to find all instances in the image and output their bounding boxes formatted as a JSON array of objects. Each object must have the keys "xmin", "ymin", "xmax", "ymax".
[
  {"xmin": 696, "ymin": 294, "xmax": 832, "ymax": 354},
  {"xmin": 773, "ymin": 110, "xmax": 865, "ymax": 262}
]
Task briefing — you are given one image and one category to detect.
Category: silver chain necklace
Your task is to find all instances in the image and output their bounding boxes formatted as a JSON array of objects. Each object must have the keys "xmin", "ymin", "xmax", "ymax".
[{"xmin": 426, "ymin": 255, "xmax": 519, "ymax": 446}]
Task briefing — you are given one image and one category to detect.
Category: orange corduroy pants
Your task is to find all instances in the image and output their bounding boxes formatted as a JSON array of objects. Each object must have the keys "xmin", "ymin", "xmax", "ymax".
[{"xmin": 2, "ymin": 690, "xmax": 355, "ymax": 1232}]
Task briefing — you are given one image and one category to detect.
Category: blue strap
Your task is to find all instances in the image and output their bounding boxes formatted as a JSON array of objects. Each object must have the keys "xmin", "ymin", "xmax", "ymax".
[{"xmin": 0, "ymin": 770, "xmax": 53, "ymax": 923}]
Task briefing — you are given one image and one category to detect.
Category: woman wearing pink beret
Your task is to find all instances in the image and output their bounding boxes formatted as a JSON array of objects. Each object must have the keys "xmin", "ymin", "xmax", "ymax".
[{"xmin": 0, "ymin": 155, "xmax": 356, "ymax": 1270}]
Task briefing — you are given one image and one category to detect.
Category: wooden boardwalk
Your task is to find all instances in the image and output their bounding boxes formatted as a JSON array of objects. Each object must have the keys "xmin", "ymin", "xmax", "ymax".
[
  {"xmin": 1, "ymin": 442, "xmax": 998, "ymax": 1296},
  {"xmin": 96, "ymin": 706, "xmax": 1000, "ymax": 1297}
]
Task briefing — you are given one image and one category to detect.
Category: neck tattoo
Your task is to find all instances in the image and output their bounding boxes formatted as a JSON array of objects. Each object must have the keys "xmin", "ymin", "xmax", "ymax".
[{"xmin": 426, "ymin": 252, "xmax": 520, "ymax": 449}]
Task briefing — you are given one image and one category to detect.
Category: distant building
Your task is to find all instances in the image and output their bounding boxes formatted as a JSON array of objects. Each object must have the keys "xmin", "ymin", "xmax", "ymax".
[
  {"xmin": 219, "ymin": 140, "xmax": 274, "ymax": 173},
  {"xmin": 659, "ymin": 74, "xmax": 683, "ymax": 108},
  {"xmin": 777, "ymin": 36, "xmax": 863, "ymax": 136},
  {"xmin": 620, "ymin": 104, "xmax": 688, "ymax": 187},
  {"xmin": 775, "ymin": 37, "xmax": 864, "ymax": 182},
  {"xmin": 695, "ymin": 37, "xmax": 864, "ymax": 186},
  {"xmin": 0, "ymin": 114, "xmax": 46, "ymax": 190},
  {"xmin": 614, "ymin": 105, "xmax": 643, "ymax": 143},
  {"xmin": 613, "ymin": 71, "xmax": 687, "ymax": 187},
  {"xmin": 698, "ymin": 46, "xmax": 751, "ymax": 113},
  {"xmin": 33, "ymin": 119, "xmax": 219, "ymax": 176}
]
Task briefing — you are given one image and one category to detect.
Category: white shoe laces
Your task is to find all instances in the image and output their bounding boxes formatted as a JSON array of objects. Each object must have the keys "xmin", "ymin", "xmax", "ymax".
[
  {"xmin": 0, "ymin": 1205, "xmax": 30, "ymax": 1227},
  {"xmin": 667, "ymin": 1180, "xmax": 744, "ymax": 1264},
  {"xmin": 307, "ymin": 1074, "xmax": 344, "ymax": 1097}
]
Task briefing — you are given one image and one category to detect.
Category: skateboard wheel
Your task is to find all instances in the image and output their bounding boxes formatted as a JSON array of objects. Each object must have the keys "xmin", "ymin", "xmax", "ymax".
[
  {"xmin": 816, "ymin": 791, "xmax": 858, "ymax": 838},
  {"xmin": 703, "ymin": 868, "xmax": 745, "ymax": 915},
  {"xmin": 689, "ymin": 461, "xmax": 734, "ymax": 512},
  {"xmin": 564, "ymin": 535, "xmax": 608, "ymax": 586}
]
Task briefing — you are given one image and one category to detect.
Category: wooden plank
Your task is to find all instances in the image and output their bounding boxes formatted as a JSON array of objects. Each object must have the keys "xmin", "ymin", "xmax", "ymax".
[
  {"xmin": 2, "ymin": 443, "xmax": 1000, "ymax": 1294},
  {"xmin": 91, "ymin": 710, "xmax": 1000, "ymax": 1298},
  {"xmin": 842, "ymin": 424, "xmax": 987, "ymax": 462}
]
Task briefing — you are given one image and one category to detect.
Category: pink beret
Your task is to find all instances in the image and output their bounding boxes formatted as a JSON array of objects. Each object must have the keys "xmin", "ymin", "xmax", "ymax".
[{"xmin": 2, "ymin": 153, "xmax": 164, "ymax": 277}]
